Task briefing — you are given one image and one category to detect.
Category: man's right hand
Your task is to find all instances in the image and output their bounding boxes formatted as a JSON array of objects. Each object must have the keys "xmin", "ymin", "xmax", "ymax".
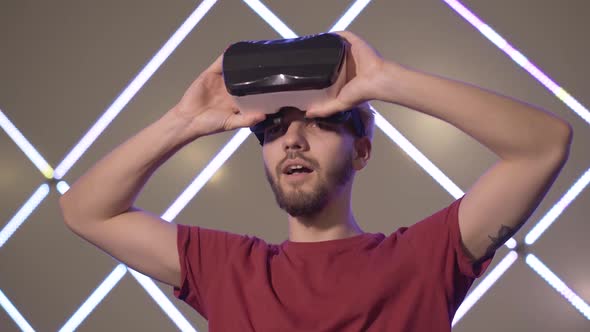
[
  {"xmin": 169, "ymin": 53, "xmax": 267, "ymax": 142},
  {"xmin": 60, "ymin": 52, "xmax": 268, "ymax": 289}
]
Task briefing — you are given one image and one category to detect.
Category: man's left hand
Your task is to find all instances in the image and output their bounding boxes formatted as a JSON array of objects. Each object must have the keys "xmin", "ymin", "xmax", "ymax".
[{"xmin": 305, "ymin": 30, "xmax": 402, "ymax": 117}]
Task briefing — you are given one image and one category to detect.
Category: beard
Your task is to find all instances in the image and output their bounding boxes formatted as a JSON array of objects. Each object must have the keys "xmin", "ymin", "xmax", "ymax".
[{"xmin": 264, "ymin": 151, "xmax": 354, "ymax": 219}]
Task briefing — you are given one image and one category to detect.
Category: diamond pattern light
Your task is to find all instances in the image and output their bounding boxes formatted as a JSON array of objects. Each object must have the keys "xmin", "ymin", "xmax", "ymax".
[
  {"xmin": 1, "ymin": 0, "xmax": 588, "ymax": 330},
  {"xmin": 0, "ymin": 110, "xmax": 53, "ymax": 179},
  {"xmin": 0, "ymin": 288, "xmax": 35, "ymax": 332},
  {"xmin": 52, "ymin": 0, "xmax": 219, "ymax": 180}
]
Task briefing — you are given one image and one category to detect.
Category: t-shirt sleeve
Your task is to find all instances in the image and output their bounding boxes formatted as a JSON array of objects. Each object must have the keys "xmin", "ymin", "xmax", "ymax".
[
  {"xmin": 405, "ymin": 196, "xmax": 495, "ymax": 279},
  {"xmin": 173, "ymin": 223, "xmax": 247, "ymax": 318}
]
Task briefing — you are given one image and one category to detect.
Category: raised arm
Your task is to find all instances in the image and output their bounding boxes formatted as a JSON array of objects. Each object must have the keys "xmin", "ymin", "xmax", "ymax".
[
  {"xmin": 384, "ymin": 66, "xmax": 572, "ymax": 259},
  {"xmin": 58, "ymin": 54, "xmax": 266, "ymax": 287},
  {"xmin": 307, "ymin": 31, "xmax": 572, "ymax": 263},
  {"xmin": 378, "ymin": 64, "xmax": 571, "ymax": 262}
]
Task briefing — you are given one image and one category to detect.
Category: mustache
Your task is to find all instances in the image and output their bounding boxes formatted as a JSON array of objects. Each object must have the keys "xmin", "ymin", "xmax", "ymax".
[{"xmin": 276, "ymin": 151, "xmax": 319, "ymax": 174}]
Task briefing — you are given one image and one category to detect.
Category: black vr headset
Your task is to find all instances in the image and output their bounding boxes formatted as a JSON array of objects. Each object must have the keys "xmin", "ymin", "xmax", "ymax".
[{"xmin": 222, "ymin": 33, "xmax": 366, "ymax": 145}]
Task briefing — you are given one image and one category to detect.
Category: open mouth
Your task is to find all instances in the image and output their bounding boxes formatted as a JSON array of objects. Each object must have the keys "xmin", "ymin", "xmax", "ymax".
[
  {"xmin": 285, "ymin": 165, "xmax": 313, "ymax": 175},
  {"xmin": 281, "ymin": 164, "xmax": 315, "ymax": 183}
]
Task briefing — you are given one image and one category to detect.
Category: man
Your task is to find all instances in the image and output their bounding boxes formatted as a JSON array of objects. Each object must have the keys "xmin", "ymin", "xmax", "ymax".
[{"xmin": 59, "ymin": 31, "xmax": 572, "ymax": 331}]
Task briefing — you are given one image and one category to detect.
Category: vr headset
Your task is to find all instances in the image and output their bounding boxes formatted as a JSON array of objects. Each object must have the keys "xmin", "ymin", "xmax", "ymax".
[{"xmin": 222, "ymin": 32, "xmax": 365, "ymax": 145}]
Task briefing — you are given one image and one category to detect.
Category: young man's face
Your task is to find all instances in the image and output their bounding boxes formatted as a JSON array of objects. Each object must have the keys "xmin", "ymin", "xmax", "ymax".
[{"xmin": 261, "ymin": 108, "xmax": 357, "ymax": 217}]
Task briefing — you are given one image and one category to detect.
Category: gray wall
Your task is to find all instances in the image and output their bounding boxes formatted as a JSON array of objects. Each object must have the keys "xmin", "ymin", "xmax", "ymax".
[{"xmin": 1, "ymin": 0, "xmax": 588, "ymax": 331}]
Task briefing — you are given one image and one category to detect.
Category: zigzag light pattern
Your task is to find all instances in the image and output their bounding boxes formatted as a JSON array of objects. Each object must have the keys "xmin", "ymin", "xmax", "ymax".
[{"xmin": 1, "ymin": 0, "xmax": 588, "ymax": 330}]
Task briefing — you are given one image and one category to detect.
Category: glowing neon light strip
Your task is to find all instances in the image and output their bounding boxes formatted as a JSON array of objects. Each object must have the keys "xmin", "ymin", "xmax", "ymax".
[
  {"xmin": 55, "ymin": 3, "xmax": 220, "ymax": 323},
  {"xmin": 56, "ymin": 181, "xmax": 71, "ymax": 195},
  {"xmin": 242, "ymin": 0, "xmax": 469, "ymax": 199},
  {"xmin": 58, "ymin": 4, "xmax": 367, "ymax": 329},
  {"xmin": 53, "ymin": 0, "xmax": 219, "ymax": 179},
  {"xmin": 442, "ymin": 0, "xmax": 590, "ymax": 125},
  {"xmin": 0, "ymin": 184, "xmax": 50, "ymax": 248},
  {"xmin": 163, "ymin": 128, "xmax": 250, "ymax": 221},
  {"xmin": 53, "ymin": 3, "xmax": 219, "ymax": 324},
  {"xmin": 443, "ymin": 0, "xmax": 590, "ymax": 318},
  {"xmin": 504, "ymin": 238, "xmax": 517, "ymax": 249},
  {"xmin": 243, "ymin": 1, "xmax": 469, "ymax": 203},
  {"xmin": 525, "ymin": 167, "xmax": 590, "ymax": 245},
  {"xmin": 526, "ymin": 254, "xmax": 590, "ymax": 320},
  {"xmin": 452, "ymin": 251, "xmax": 518, "ymax": 326},
  {"xmin": 54, "ymin": 183, "xmax": 197, "ymax": 331},
  {"xmin": 59, "ymin": 265, "xmax": 127, "ymax": 332},
  {"xmin": 159, "ymin": 0, "xmax": 383, "ymax": 219},
  {"xmin": 242, "ymin": 0, "xmax": 297, "ymax": 38},
  {"xmin": 377, "ymin": 107, "xmax": 551, "ymax": 253},
  {"xmin": 0, "ymin": 288, "xmax": 35, "ymax": 332},
  {"xmin": 245, "ymin": 0, "xmax": 522, "ymax": 253},
  {"xmin": 373, "ymin": 110, "xmax": 464, "ymax": 198},
  {"xmin": 330, "ymin": 0, "xmax": 373, "ymax": 31},
  {"xmin": 0, "ymin": 110, "xmax": 54, "ymax": 179},
  {"xmin": 54, "ymin": 1, "xmax": 576, "ymax": 329},
  {"xmin": 128, "ymin": 270, "xmax": 197, "ymax": 332}
]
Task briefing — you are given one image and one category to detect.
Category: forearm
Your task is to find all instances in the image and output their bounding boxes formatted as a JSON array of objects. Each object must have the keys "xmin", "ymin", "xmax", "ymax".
[
  {"xmin": 59, "ymin": 109, "xmax": 193, "ymax": 225},
  {"xmin": 375, "ymin": 62, "xmax": 572, "ymax": 160}
]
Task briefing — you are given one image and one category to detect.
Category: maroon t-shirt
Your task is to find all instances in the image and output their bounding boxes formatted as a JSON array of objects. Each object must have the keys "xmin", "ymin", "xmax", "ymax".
[{"xmin": 173, "ymin": 197, "xmax": 494, "ymax": 331}]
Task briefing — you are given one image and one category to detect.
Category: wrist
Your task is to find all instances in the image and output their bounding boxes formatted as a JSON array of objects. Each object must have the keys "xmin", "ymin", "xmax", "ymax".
[
  {"xmin": 159, "ymin": 107, "xmax": 202, "ymax": 147},
  {"xmin": 371, "ymin": 60, "xmax": 412, "ymax": 104}
]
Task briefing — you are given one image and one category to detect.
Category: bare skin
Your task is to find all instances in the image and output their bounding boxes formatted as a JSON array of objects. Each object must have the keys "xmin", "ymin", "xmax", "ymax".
[
  {"xmin": 59, "ymin": 54, "xmax": 266, "ymax": 288},
  {"xmin": 59, "ymin": 30, "xmax": 571, "ymax": 291},
  {"xmin": 260, "ymin": 108, "xmax": 370, "ymax": 242},
  {"xmin": 308, "ymin": 31, "xmax": 571, "ymax": 262}
]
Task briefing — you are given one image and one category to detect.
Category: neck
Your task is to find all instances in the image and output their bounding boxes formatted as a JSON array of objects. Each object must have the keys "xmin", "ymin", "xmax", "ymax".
[{"xmin": 287, "ymin": 184, "xmax": 364, "ymax": 242}]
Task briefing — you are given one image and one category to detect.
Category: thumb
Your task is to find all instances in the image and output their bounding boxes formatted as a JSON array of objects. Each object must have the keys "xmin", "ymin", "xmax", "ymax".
[{"xmin": 307, "ymin": 97, "xmax": 353, "ymax": 118}]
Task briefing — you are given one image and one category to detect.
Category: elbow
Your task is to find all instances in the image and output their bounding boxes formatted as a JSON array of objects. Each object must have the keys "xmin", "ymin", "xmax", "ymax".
[
  {"xmin": 534, "ymin": 119, "xmax": 572, "ymax": 167},
  {"xmin": 551, "ymin": 120, "xmax": 573, "ymax": 162},
  {"xmin": 561, "ymin": 121, "xmax": 573, "ymax": 148},
  {"xmin": 59, "ymin": 194, "xmax": 84, "ymax": 234}
]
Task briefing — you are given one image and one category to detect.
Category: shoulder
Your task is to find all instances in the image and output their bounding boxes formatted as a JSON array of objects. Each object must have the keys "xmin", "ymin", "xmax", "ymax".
[
  {"xmin": 405, "ymin": 197, "xmax": 463, "ymax": 240},
  {"xmin": 177, "ymin": 224, "xmax": 271, "ymax": 256}
]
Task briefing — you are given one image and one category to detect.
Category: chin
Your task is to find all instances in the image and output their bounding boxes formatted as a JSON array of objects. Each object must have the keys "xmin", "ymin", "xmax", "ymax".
[{"xmin": 264, "ymin": 162, "xmax": 351, "ymax": 217}]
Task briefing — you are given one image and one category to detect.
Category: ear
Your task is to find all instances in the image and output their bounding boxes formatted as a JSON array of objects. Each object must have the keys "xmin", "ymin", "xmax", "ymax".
[{"xmin": 352, "ymin": 137, "xmax": 371, "ymax": 171}]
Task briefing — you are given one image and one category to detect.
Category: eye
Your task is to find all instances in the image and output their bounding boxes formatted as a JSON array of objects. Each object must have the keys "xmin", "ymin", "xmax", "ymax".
[
  {"xmin": 307, "ymin": 118, "xmax": 336, "ymax": 130},
  {"xmin": 264, "ymin": 124, "xmax": 286, "ymax": 140}
]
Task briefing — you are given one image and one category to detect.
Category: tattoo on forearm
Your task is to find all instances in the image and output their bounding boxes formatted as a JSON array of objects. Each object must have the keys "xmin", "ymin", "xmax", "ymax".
[{"xmin": 486, "ymin": 224, "xmax": 515, "ymax": 255}]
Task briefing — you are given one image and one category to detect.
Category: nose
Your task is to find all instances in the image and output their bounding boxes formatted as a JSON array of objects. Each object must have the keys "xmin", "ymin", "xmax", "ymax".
[{"xmin": 281, "ymin": 120, "xmax": 309, "ymax": 151}]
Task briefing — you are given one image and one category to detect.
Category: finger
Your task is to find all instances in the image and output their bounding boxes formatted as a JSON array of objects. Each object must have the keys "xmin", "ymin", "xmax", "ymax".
[
  {"xmin": 307, "ymin": 98, "xmax": 352, "ymax": 118},
  {"xmin": 331, "ymin": 30, "xmax": 357, "ymax": 44},
  {"xmin": 206, "ymin": 53, "xmax": 224, "ymax": 75},
  {"xmin": 332, "ymin": 30, "xmax": 375, "ymax": 57},
  {"xmin": 331, "ymin": 30, "xmax": 348, "ymax": 38}
]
